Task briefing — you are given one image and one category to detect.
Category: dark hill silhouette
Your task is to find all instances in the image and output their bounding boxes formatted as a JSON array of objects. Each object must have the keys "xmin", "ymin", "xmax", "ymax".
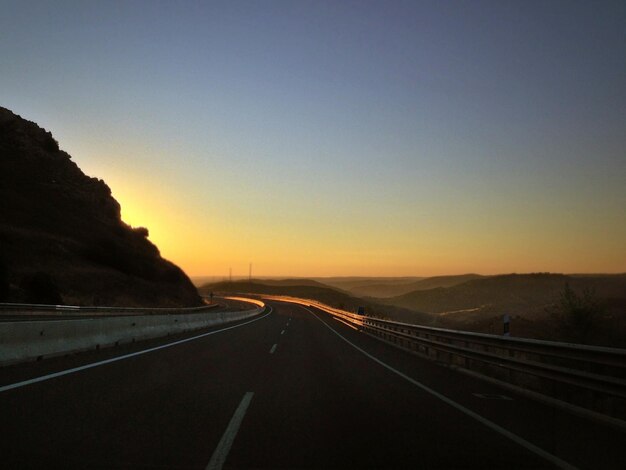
[{"xmin": 0, "ymin": 107, "xmax": 201, "ymax": 307}]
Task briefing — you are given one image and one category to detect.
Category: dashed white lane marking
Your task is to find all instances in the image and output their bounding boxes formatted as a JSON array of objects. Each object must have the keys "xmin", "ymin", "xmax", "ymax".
[
  {"xmin": 269, "ymin": 344, "xmax": 277, "ymax": 354},
  {"xmin": 0, "ymin": 309, "xmax": 273, "ymax": 394},
  {"xmin": 206, "ymin": 391, "xmax": 254, "ymax": 470},
  {"xmin": 280, "ymin": 330, "xmax": 285, "ymax": 335},
  {"xmin": 301, "ymin": 305, "xmax": 577, "ymax": 470}
]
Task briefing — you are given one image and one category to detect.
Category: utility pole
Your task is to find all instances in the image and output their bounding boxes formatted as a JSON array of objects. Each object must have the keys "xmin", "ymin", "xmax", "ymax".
[
  {"xmin": 229, "ymin": 267, "xmax": 232, "ymax": 283},
  {"xmin": 249, "ymin": 263, "xmax": 252, "ymax": 282}
]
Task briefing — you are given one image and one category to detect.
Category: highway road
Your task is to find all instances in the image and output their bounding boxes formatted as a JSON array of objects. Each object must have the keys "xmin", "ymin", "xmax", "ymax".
[{"xmin": 0, "ymin": 300, "xmax": 623, "ymax": 469}]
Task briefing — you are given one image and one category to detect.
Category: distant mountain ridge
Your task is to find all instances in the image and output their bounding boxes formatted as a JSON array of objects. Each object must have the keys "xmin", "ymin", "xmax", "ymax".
[
  {"xmin": 312, "ymin": 277, "xmax": 423, "ymax": 291},
  {"xmin": 340, "ymin": 274, "xmax": 485, "ymax": 298},
  {"xmin": 0, "ymin": 106, "xmax": 201, "ymax": 306},
  {"xmin": 242, "ymin": 278, "xmax": 337, "ymax": 289},
  {"xmin": 379, "ymin": 273, "xmax": 626, "ymax": 317}
]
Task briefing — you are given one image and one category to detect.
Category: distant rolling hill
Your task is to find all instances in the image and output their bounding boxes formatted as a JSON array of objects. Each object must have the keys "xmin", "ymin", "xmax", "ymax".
[
  {"xmin": 379, "ymin": 273, "xmax": 626, "ymax": 316},
  {"xmin": 199, "ymin": 280, "xmax": 433, "ymax": 324},
  {"xmin": 0, "ymin": 106, "xmax": 201, "ymax": 307},
  {"xmin": 376, "ymin": 273, "xmax": 626, "ymax": 346},
  {"xmin": 314, "ymin": 277, "xmax": 423, "ymax": 294},
  {"xmin": 242, "ymin": 278, "xmax": 340, "ymax": 289},
  {"xmin": 190, "ymin": 276, "xmax": 334, "ymax": 288},
  {"xmin": 336, "ymin": 274, "xmax": 485, "ymax": 298},
  {"xmin": 400, "ymin": 274, "xmax": 485, "ymax": 291}
]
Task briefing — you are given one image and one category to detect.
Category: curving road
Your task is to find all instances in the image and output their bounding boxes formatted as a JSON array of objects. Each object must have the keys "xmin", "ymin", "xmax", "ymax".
[{"xmin": 0, "ymin": 300, "xmax": 623, "ymax": 469}]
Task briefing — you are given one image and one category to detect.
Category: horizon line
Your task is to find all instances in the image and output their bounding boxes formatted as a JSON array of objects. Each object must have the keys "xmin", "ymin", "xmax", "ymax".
[{"xmin": 188, "ymin": 272, "xmax": 626, "ymax": 279}]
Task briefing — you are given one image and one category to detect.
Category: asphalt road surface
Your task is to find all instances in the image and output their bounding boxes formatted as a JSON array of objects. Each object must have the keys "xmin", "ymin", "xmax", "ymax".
[{"xmin": 1, "ymin": 301, "xmax": 623, "ymax": 469}]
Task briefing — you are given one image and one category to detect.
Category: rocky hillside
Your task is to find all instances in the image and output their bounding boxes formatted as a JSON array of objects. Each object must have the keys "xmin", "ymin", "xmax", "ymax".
[{"xmin": 0, "ymin": 107, "xmax": 201, "ymax": 307}]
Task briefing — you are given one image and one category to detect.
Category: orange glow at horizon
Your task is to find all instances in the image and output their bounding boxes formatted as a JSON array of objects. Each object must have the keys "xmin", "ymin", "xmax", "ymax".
[{"xmin": 109, "ymin": 173, "xmax": 626, "ymax": 279}]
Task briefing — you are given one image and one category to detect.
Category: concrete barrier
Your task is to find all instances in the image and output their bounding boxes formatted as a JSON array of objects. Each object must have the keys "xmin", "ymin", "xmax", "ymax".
[{"xmin": 0, "ymin": 301, "xmax": 265, "ymax": 366}]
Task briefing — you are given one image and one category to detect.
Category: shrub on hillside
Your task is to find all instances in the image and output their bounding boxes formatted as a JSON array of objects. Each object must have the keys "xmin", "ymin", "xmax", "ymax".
[
  {"xmin": 133, "ymin": 226, "xmax": 149, "ymax": 238},
  {"xmin": 548, "ymin": 283, "xmax": 604, "ymax": 344}
]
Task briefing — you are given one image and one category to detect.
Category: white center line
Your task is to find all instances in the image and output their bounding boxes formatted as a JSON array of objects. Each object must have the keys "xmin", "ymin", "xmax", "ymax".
[
  {"xmin": 269, "ymin": 344, "xmax": 277, "ymax": 354},
  {"xmin": 206, "ymin": 391, "xmax": 254, "ymax": 470}
]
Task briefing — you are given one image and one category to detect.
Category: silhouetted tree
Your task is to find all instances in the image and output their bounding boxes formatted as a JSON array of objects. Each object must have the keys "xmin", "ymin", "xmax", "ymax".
[
  {"xmin": 133, "ymin": 226, "xmax": 149, "ymax": 238},
  {"xmin": 549, "ymin": 283, "xmax": 603, "ymax": 344}
]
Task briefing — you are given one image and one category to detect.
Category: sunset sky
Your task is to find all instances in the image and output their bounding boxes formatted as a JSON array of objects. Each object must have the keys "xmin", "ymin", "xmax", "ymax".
[{"xmin": 2, "ymin": 1, "xmax": 625, "ymax": 277}]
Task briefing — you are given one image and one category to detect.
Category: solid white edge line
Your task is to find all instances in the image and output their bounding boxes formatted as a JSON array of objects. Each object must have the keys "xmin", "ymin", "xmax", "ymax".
[
  {"xmin": 269, "ymin": 344, "xmax": 277, "ymax": 354},
  {"xmin": 301, "ymin": 305, "xmax": 578, "ymax": 470},
  {"xmin": 0, "ymin": 308, "xmax": 273, "ymax": 393},
  {"xmin": 206, "ymin": 391, "xmax": 254, "ymax": 470}
]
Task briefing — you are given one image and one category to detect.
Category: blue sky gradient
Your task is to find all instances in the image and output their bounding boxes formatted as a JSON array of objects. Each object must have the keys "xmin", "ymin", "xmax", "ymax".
[{"xmin": 2, "ymin": 1, "xmax": 625, "ymax": 276}]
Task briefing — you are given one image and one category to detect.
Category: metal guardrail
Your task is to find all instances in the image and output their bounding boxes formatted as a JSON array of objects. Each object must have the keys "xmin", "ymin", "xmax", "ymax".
[
  {"xmin": 222, "ymin": 296, "xmax": 266, "ymax": 308},
  {"xmin": 0, "ymin": 298, "xmax": 267, "ymax": 366},
  {"xmin": 0, "ymin": 301, "xmax": 220, "ymax": 317},
  {"xmin": 262, "ymin": 295, "xmax": 626, "ymax": 426}
]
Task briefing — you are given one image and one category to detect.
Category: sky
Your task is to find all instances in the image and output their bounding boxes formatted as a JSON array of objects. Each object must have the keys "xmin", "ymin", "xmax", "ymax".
[{"xmin": 2, "ymin": 0, "xmax": 625, "ymax": 277}]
